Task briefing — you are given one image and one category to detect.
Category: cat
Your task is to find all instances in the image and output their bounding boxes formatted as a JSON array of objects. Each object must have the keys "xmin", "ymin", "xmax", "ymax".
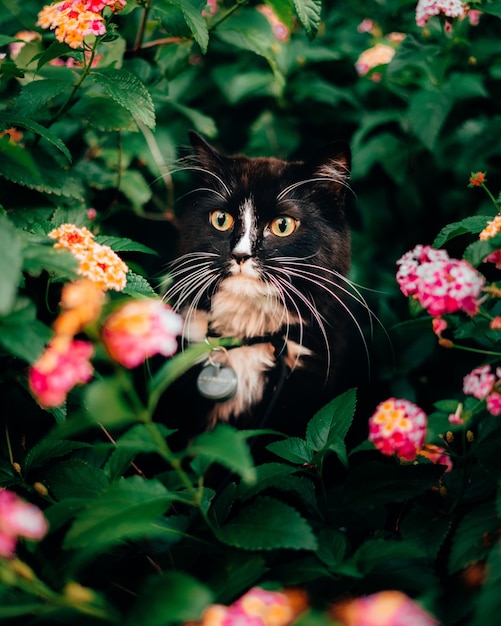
[{"xmin": 160, "ymin": 131, "xmax": 369, "ymax": 442}]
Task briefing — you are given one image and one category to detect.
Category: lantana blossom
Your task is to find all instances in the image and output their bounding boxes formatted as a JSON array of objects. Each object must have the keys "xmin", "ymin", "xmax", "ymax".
[
  {"xmin": 28, "ymin": 339, "xmax": 94, "ymax": 408},
  {"xmin": 101, "ymin": 299, "xmax": 183, "ymax": 368},
  {"xmin": 49, "ymin": 224, "xmax": 128, "ymax": 292},
  {"xmin": 192, "ymin": 586, "xmax": 308, "ymax": 626},
  {"xmin": 0, "ymin": 490, "xmax": 48, "ymax": 558},
  {"xmin": 396, "ymin": 244, "xmax": 485, "ymax": 317},
  {"xmin": 368, "ymin": 398, "xmax": 427, "ymax": 461},
  {"xmin": 331, "ymin": 590, "xmax": 439, "ymax": 626},
  {"xmin": 415, "ymin": 0, "xmax": 466, "ymax": 27},
  {"xmin": 355, "ymin": 42, "xmax": 396, "ymax": 79},
  {"xmin": 463, "ymin": 364, "xmax": 501, "ymax": 416},
  {"xmin": 37, "ymin": 0, "xmax": 125, "ymax": 49}
]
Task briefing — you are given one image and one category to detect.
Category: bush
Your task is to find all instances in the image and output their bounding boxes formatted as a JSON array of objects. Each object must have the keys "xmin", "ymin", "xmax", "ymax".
[{"xmin": 2, "ymin": 1, "xmax": 501, "ymax": 624}]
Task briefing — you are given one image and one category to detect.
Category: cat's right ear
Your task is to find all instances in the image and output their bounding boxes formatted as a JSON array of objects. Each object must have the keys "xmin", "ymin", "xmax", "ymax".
[{"xmin": 188, "ymin": 131, "xmax": 226, "ymax": 172}]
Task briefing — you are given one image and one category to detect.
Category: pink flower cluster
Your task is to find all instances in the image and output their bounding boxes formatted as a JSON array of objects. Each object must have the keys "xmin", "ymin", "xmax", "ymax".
[
  {"xmin": 0, "ymin": 490, "xmax": 48, "ymax": 557},
  {"xmin": 37, "ymin": 0, "xmax": 125, "ymax": 49},
  {"xmin": 396, "ymin": 244, "xmax": 485, "ymax": 317},
  {"xmin": 101, "ymin": 299, "xmax": 183, "ymax": 368},
  {"xmin": 29, "ymin": 339, "xmax": 94, "ymax": 408},
  {"xmin": 331, "ymin": 590, "xmax": 439, "ymax": 626},
  {"xmin": 193, "ymin": 587, "xmax": 307, "ymax": 626},
  {"xmin": 415, "ymin": 0, "xmax": 466, "ymax": 27},
  {"xmin": 368, "ymin": 398, "xmax": 427, "ymax": 461},
  {"xmin": 463, "ymin": 364, "xmax": 501, "ymax": 416}
]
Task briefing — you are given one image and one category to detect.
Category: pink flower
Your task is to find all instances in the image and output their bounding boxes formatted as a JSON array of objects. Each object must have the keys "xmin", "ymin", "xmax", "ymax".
[
  {"xmin": 101, "ymin": 299, "xmax": 183, "ymax": 368},
  {"xmin": 463, "ymin": 365, "xmax": 496, "ymax": 399},
  {"xmin": 396, "ymin": 245, "xmax": 485, "ymax": 317},
  {"xmin": 418, "ymin": 444, "xmax": 453, "ymax": 472},
  {"xmin": 331, "ymin": 590, "xmax": 439, "ymax": 626},
  {"xmin": 28, "ymin": 339, "xmax": 94, "ymax": 408},
  {"xmin": 0, "ymin": 490, "xmax": 48, "ymax": 557},
  {"xmin": 415, "ymin": 0, "xmax": 466, "ymax": 27},
  {"xmin": 487, "ymin": 391, "xmax": 501, "ymax": 416},
  {"xmin": 484, "ymin": 250, "xmax": 501, "ymax": 270},
  {"xmin": 369, "ymin": 398, "xmax": 427, "ymax": 462},
  {"xmin": 197, "ymin": 587, "xmax": 308, "ymax": 626}
]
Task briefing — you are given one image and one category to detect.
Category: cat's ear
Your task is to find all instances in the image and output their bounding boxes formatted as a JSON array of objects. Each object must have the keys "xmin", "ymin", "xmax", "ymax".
[
  {"xmin": 305, "ymin": 141, "xmax": 351, "ymax": 201},
  {"xmin": 188, "ymin": 130, "xmax": 226, "ymax": 171}
]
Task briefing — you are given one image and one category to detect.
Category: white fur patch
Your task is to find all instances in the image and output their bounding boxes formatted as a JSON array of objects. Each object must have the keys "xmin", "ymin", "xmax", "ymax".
[{"xmin": 232, "ymin": 198, "xmax": 256, "ymax": 258}]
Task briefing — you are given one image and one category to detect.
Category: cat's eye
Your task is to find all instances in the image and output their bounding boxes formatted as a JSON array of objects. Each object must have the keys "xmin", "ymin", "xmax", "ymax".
[
  {"xmin": 210, "ymin": 210, "xmax": 234, "ymax": 232},
  {"xmin": 269, "ymin": 216, "xmax": 298, "ymax": 237}
]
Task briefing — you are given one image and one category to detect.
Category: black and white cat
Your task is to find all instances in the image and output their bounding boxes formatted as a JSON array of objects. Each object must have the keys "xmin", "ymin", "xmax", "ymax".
[{"xmin": 161, "ymin": 131, "xmax": 367, "ymax": 439}]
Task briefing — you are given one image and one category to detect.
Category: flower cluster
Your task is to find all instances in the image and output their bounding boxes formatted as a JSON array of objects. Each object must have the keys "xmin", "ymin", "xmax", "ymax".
[
  {"xmin": 190, "ymin": 587, "xmax": 308, "ymax": 626},
  {"xmin": 101, "ymin": 299, "xmax": 183, "ymax": 368},
  {"xmin": 463, "ymin": 364, "xmax": 501, "ymax": 416},
  {"xmin": 415, "ymin": 0, "xmax": 466, "ymax": 27},
  {"xmin": 396, "ymin": 244, "xmax": 485, "ymax": 317},
  {"xmin": 37, "ymin": 0, "xmax": 125, "ymax": 49},
  {"xmin": 331, "ymin": 590, "xmax": 439, "ymax": 626},
  {"xmin": 0, "ymin": 490, "xmax": 48, "ymax": 558},
  {"xmin": 368, "ymin": 398, "xmax": 428, "ymax": 461},
  {"xmin": 49, "ymin": 224, "xmax": 128, "ymax": 292}
]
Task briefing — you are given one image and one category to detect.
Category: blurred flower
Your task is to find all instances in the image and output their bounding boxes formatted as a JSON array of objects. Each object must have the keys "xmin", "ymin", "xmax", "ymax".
[
  {"xmin": 101, "ymin": 299, "xmax": 183, "ymax": 368},
  {"xmin": 479, "ymin": 215, "xmax": 501, "ymax": 240},
  {"xmin": 368, "ymin": 398, "xmax": 427, "ymax": 461},
  {"xmin": 463, "ymin": 364, "xmax": 501, "ymax": 416},
  {"xmin": 469, "ymin": 171, "xmax": 486, "ymax": 187},
  {"xmin": 396, "ymin": 244, "xmax": 485, "ymax": 317},
  {"xmin": 257, "ymin": 5, "xmax": 290, "ymax": 42},
  {"xmin": 448, "ymin": 402, "xmax": 465, "ymax": 424},
  {"xmin": 49, "ymin": 223, "xmax": 128, "ymax": 292},
  {"xmin": 484, "ymin": 250, "xmax": 501, "ymax": 270},
  {"xmin": 463, "ymin": 364, "xmax": 496, "ymax": 399},
  {"xmin": 415, "ymin": 0, "xmax": 466, "ymax": 27},
  {"xmin": 202, "ymin": 0, "xmax": 219, "ymax": 17},
  {"xmin": 355, "ymin": 43, "xmax": 395, "ymax": 80},
  {"xmin": 37, "ymin": 0, "xmax": 125, "ymax": 49},
  {"xmin": 0, "ymin": 127, "xmax": 23, "ymax": 145},
  {"xmin": 0, "ymin": 490, "xmax": 48, "ymax": 558},
  {"xmin": 9, "ymin": 31, "xmax": 42, "ymax": 60},
  {"xmin": 53, "ymin": 279, "xmax": 105, "ymax": 339},
  {"xmin": 191, "ymin": 587, "xmax": 308, "ymax": 626},
  {"xmin": 331, "ymin": 590, "xmax": 439, "ymax": 626},
  {"xmin": 467, "ymin": 9, "xmax": 482, "ymax": 25},
  {"xmin": 357, "ymin": 19, "xmax": 376, "ymax": 33},
  {"xmin": 418, "ymin": 444, "xmax": 453, "ymax": 472},
  {"xmin": 28, "ymin": 339, "xmax": 94, "ymax": 408}
]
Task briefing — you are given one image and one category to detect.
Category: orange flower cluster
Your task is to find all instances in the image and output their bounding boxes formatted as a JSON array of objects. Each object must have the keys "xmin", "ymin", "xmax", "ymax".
[
  {"xmin": 37, "ymin": 0, "xmax": 125, "ymax": 49},
  {"xmin": 49, "ymin": 224, "xmax": 128, "ymax": 292}
]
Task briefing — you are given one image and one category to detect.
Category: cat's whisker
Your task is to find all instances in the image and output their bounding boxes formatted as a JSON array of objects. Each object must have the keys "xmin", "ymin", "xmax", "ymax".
[
  {"xmin": 276, "ymin": 176, "xmax": 352, "ymax": 203},
  {"xmin": 273, "ymin": 265, "xmax": 371, "ymax": 376}
]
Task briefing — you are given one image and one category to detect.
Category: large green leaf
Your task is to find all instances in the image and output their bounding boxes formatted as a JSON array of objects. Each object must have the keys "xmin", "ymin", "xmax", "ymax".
[
  {"xmin": 407, "ymin": 89, "xmax": 453, "ymax": 151},
  {"xmin": 0, "ymin": 113, "xmax": 71, "ymax": 162},
  {"xmin": 217, "ymin": 495, "xmax": 317, "ymax": 550},
  {"xmin": 126, "ymin": 571, "xmax": 213, "ymax": 626},
  {"xmin": 89, "ymin": 69, "xmax": 156, "ymax": 130},
  {"xmin": 0, "ymin": 214, "xmax": 23, "ymax": 316},
  {"xmin": 433, "ymin": 216, "xmax": 492, "ymax": 248},
  {"xmin": 188, "ymin": 423, "xmax": 256, "ymax": 484},
  {"xmin": 166, "ymin": 0, "xmax": 209, "ymax": 53},
  {"xmin": 292, "ymin": 0, "xmax": 321, "ymax": 40}
]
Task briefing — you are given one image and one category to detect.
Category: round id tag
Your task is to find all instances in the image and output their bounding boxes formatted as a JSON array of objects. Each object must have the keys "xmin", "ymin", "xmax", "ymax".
[{"xmin": 196, "ymin": 361, "xmax": 238, "ymax": 402}]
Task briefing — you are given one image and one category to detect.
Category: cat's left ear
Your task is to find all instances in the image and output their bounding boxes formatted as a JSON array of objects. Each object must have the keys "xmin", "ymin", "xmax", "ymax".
[{"xmin": 307, "ymin": 141, "xmax": 351, "ymax": 197}]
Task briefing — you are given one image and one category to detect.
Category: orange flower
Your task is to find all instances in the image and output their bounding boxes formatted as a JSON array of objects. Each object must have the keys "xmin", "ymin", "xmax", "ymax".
[
  {"xmin": 469, "ymin": 171, "xmax": 486, "ymax": 187},
  {"xmin": 53, "ymin": 279, "xmax": 105, "ymax": 338},
  {"xmin": 479, "ymin": 214, "xmax": 501, "ymax": 240}
]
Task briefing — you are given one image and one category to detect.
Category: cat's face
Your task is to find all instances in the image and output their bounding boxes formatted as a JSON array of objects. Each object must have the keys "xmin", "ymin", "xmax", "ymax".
[{"xmin": 167, "ymin": 132, "xmax": 352, "ymax": 346}]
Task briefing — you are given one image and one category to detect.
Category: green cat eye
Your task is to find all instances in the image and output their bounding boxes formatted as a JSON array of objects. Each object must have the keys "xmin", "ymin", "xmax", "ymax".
[
  {"xmin": 269, "ymin": 215, "xmax": 298, "ymax": 237},
  {"xmin": 210, "ymin": 210, "xmax": 234, "ymax": 231}
]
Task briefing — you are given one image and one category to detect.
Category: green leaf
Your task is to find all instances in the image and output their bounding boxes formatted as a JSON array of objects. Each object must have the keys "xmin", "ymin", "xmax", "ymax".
[
  {"xmin": 292, "ymin": 0, "xmax": 322, "ymax": 40},
  {"xmin": 95, "ymin": 235, "xmax": 158, "ymax": 255},
  {"xmin": 407, "ymin": 89, "xmax": 453, "ymax": 151},
  {"xmin": 433, "ymin": 216, "xmax": 492, "ymax": 248},
  {"xmin": 448, "ymin": 502, "xmax": 498, "ymax": 574},
  {"xmin": 167, "ymin": 0, "xmax": 209, "ymax": 53},
  {"xmin": 471, "ymin": 541, "xmax": 501, "ymax": 626},
  {"xmin": 0, "ymin": 298, "xmax": 52, "ymax": 363},
  {"xmin": 0, "ymin": 113, "xmax": 72, "ymax": 162},
  {"xmin": 188, "ymin": 424, "xmax": 256, "ymax": 484},
  {"xmin": 24, "ymin": 440, "xmax": 92, "ymax": 474},
  {"xmin": 63, "ymin": 476, "xmax": 174, "ymax": 550},
  {"xmin": 463, "ymin": 234, "xmax": 501, "ymax": 267},
  {"xmin": 0, "ymin": 214, "xmax": 23, "ymax": 315},
  {"xmin": 89, "ymin": 69, "xmax": 156, "ymax": 130},
  {"xmin": 45, "ymin": 458, "xmax": 111, "ymax": 501},
  {"xmin": 266, "ymin": 436, "xmax": 314, "ymax": 465},
  {"xmin": 15, "ymin": 79, "xmax": 72, "ymax": 117},
  {"xmin": 84, "ymin": 378, "xmax": 142, "ymax": 429},
  {"xmin": 127, "ymin": 571, "xmax": 213, "ymax": 626},
  {"xmin": 123, "ymin": 270, "xmax": 157, "ymax": 296},
  {"xmin": 217, "ymin": 495, "xmax": 317, "ymax": 550},
  {"xmin": 306, "ymin": 388, "xmax": 356, "ymax": 452}
]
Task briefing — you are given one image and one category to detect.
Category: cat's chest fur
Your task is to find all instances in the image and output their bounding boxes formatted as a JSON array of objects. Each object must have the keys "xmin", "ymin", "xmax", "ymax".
[{"xmin": 163, "ymin": 131, "xmax": 354, "ymax": 436}]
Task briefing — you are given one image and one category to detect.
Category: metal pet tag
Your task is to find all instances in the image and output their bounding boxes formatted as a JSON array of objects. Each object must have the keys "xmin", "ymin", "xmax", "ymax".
[{"xmin": 196, "ymin": 361, "xmax": 238, "ymax": 402}]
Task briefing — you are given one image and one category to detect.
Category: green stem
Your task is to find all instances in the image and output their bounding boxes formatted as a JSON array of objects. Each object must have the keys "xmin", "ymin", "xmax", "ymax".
[
  {"xmin": 208, "ymin": 0, "xmax": 249, "ymax": 31},
  {"xmin": 481, "ymin": 182, "xmax": 500, "ymax": 212}
]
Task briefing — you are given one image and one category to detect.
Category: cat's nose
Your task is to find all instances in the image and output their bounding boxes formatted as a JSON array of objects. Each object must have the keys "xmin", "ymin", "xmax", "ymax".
[{"xmin": 232, "ymin": 250, "xmax": 251, "ymax": 264}]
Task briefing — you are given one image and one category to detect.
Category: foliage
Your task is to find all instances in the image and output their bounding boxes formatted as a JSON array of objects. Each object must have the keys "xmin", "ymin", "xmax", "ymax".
[{"xmin": 2, "ymin": 0, "xmax": 501, "ymax": 625}]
